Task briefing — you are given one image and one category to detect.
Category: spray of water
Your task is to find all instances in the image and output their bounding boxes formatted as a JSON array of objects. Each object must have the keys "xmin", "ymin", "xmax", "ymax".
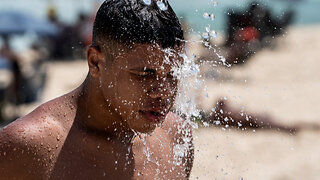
[{"xmin": 135, "ymin": 0, "xmax": 229, "ymax": 170}]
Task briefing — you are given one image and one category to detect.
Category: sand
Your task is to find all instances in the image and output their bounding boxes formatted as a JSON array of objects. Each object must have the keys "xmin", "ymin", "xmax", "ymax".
[
  {"xmin": 18, "ymin": 25, "xmax": 320, "ymax": 179},
  {"xmin": 191, "ymin": 25, "xmax": 320, "ymax": 180}
]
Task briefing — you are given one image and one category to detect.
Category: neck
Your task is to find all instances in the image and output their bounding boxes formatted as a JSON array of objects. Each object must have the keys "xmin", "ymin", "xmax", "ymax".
[{"xmin": 75, "ymin": 75, "xmax": 135, "ymax": 144}]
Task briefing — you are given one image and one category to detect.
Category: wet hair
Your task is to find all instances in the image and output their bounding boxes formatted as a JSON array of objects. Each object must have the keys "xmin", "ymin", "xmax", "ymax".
[{"xmin": 92, "ymin": 0, "xmax": 184, "ymax": 49}]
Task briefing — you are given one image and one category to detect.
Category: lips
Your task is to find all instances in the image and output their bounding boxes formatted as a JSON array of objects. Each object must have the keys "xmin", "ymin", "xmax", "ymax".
[{"xmin": 139, "ymin": 110, "xmax": 167, "ymax": 123}]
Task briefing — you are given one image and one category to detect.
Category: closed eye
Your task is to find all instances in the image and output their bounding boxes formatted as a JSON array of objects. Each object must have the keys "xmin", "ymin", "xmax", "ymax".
[{"xmin": 129, "ymin": 69, "xmax": 156, "ymax": 77}]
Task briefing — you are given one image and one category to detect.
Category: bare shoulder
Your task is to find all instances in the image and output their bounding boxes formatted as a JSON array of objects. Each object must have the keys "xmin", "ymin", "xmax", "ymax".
[
  {"xmin": 162, "ymin": 112, "xmax": 193, "ymax": 141},
  {"xmin": 161, "ymin": 112, "xmax": 194, "ymax": 178},
  {"xmin": 0, "ymin": 97, "xmax": 70, "ymax": 179}
]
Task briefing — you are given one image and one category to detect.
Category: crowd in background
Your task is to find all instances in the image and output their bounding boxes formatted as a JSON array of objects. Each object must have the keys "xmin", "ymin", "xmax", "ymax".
[{"xmin": 0, "ymin": 5, "xmax": 95, "ymax": 124}]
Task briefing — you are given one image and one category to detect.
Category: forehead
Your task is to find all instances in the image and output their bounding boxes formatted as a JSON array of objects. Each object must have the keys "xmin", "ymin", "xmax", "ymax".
[{"xmin": 115, "ymin": 44, "xmax": 184, "ymax": 68}]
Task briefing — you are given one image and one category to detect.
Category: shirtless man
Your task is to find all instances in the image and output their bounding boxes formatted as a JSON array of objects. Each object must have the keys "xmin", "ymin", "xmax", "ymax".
[{"xmin": 0, "ymin": 0, "xmax": 194, "ymax": 179}]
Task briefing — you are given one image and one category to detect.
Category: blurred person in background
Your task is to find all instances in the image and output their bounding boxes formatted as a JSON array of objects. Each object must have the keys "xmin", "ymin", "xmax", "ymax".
[
  {"xmin": 0, "ymin": 37, "xmax": 14, "ymax": 123},
  {"xmin": 0, "ymin": 35, "xmax": 48, "ymax": 124},
  {"xmin": 46, "ymin": 6, "xmax": 96, "ymax": 60},
  {"xmin": 47, "ymin": 6, "xmax": 74, "ymax": 59},
  {"xmin": 223, "ymin": 1, "xmax": 294, "ymax": 65},
  {"xmin": 0, "ymin": 36, "xmax": 21, "ymax": 106},
  {"xmin": 72, "ymin": 12, "xmax": 94, "ymax": 59},
  {"xmin": 17, "ymin": 40, "xmax": 48, "ymax": 104}
]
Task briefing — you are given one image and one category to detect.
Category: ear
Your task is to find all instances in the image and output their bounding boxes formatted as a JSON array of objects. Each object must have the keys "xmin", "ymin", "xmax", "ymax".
[{"xmin": 87, "ymin": 45, "xmax": 104, "ymax": 78}]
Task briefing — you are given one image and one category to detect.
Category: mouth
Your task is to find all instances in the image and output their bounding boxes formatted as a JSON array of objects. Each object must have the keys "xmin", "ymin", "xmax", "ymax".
[{"xmin": 139, "ymin": 110, "xmax": 167, "ymax": 123}]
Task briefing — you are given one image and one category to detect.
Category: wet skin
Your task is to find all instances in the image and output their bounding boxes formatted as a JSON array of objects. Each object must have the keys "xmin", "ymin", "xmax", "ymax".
[{"xmin": 0, "ymin": 44, "xmax": 193, "ymax": 179}]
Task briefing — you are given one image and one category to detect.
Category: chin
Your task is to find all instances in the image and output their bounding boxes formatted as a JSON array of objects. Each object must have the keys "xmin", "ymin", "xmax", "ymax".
[
  {"xmin": 125, "ymin": 111, "xmax": 165, "ymax": 134},
  {"xmin": 130, "ymin": 123, "xmax": 158, "ymax": 134}
]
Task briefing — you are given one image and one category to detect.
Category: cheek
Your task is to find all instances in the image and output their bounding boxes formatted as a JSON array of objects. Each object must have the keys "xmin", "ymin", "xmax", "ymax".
[{"xmin": 113, "ymin": 77, "xmax": 146, "ymax": 110}]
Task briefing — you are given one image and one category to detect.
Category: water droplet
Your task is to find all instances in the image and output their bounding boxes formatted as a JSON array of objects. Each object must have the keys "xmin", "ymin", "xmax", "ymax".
[
  {"xmin": 213, "ymin": 1, "xmax": 218, "ymax": 6},
  {"xmin": 202, "ymin": 32, "xmax": 209, "ymax": 39},
  {"xmin": 203, "ymin": 122, "xmax": 209, "ymax": 127},
  {"xmin": 157, "ymin": 1, "xmax": 168, "ymax": 11},
  {"xmin": 143, "ymin": 0, "xmax": 152, "ymax": 5},
  {"xmin": 50, "ymin": 154, "xmax": 54, "ymax": 160},
  {"xmin": 205, "ymin": 26, "xmax": 210, "ymax": 32},
  {"xmin": 209, "ymin": 30, "xmax": 217, "ymax": 38},
  {"xmin": 203, "ymin": 12, "xmax": 210, "ymax": 19},
  {"xmin": 210, "ymin": 13, "xmax": 215, "ymax": 21}
]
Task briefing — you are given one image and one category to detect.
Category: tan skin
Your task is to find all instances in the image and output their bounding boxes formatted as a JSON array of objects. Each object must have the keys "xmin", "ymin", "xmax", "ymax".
[{"xmin": 0, "ymin": 43, "xmax": 193, "ymax": 179}]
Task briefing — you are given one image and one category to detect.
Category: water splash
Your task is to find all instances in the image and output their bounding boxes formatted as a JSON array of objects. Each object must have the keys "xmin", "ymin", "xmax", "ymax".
[
  {"xmin": 140, "ymin": 135, "xmax": 152, "ymax": 162},
  {"xmin": 171, "ymin": 53, "xmax": 201, "ymax": 128},
  {"xmin": 209, "ymin": 30, "xmax": 217, "ymax": 38},
  {"xmin": 202, "ymin": 32, "xmax": 209, "ymax": 39},
  {"xmin": 157, "ymin": 1, "xmax": 168, "ymax": 11},
  {"xmin": 143, "ymin": 0, "xmax": 152, "ymax": 6},
  {"xmin": 203, "ymin": 12, "xmax": 215, "ymax": 21},
  {"xmin": 131, "ymin": 0, "xmax": 231, "ymax": 175},
  {"xmin": 203, "ymin": 12, "xmax": 210, "ymax": 19}
]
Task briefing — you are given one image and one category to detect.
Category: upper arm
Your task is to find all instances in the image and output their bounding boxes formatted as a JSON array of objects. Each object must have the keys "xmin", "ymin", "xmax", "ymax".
[{"xmin": 0, "ymin": 122, "xmax": 47, "ymax": 179}]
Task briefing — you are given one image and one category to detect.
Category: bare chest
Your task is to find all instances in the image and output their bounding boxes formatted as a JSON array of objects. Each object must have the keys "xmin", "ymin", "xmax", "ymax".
[{"xmin": 48, "ymin": 132, "xmax": 187, "ymax": 179}]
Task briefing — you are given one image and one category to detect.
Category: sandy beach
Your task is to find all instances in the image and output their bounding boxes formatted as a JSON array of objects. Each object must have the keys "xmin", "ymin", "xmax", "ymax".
[
  {"xmin": 191, "ymin": 25, "xmax": 320, "ymax": 180},
  {"xmin": 16, "ymin": 25, "xmax": 320, "ymax": 179}
]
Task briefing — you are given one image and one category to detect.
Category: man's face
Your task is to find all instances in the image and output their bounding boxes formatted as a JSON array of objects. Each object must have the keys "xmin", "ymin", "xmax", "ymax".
[{"xmin": 99, "ymin": 44, "xmax": 184, "ymax": 133}]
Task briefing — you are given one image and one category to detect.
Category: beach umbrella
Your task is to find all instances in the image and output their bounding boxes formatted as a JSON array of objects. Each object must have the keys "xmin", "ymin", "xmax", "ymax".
[{"xmin": 0, "ymin": 10, "xmax": 59, "ymax": 36}]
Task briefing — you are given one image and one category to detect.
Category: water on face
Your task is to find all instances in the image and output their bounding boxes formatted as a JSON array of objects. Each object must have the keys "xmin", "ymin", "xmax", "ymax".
[{"xmin": 127, "ymin": 1, "xmax": 229, "ymax": 172}]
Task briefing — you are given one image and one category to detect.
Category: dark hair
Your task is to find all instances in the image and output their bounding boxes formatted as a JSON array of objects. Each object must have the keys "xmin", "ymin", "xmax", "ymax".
[{"xmin": 92, "ymin": 0, "xmax": 184, "ymax": 49}]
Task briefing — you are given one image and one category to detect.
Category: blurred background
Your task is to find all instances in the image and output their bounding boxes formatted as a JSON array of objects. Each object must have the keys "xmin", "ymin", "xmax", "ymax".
[{"xmin": 0, "ymin": 0, "xmax": 320, "ymax": 179}]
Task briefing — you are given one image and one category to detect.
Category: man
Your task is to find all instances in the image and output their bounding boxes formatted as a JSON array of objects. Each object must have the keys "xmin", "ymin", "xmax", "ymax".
[
  {"xmin": 205, "ymin": 99, "xmax": 298, "ymax": 133},
  {"xmin": 0, "ymin": 0, "xmax": 194, "ymax": 179}
]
